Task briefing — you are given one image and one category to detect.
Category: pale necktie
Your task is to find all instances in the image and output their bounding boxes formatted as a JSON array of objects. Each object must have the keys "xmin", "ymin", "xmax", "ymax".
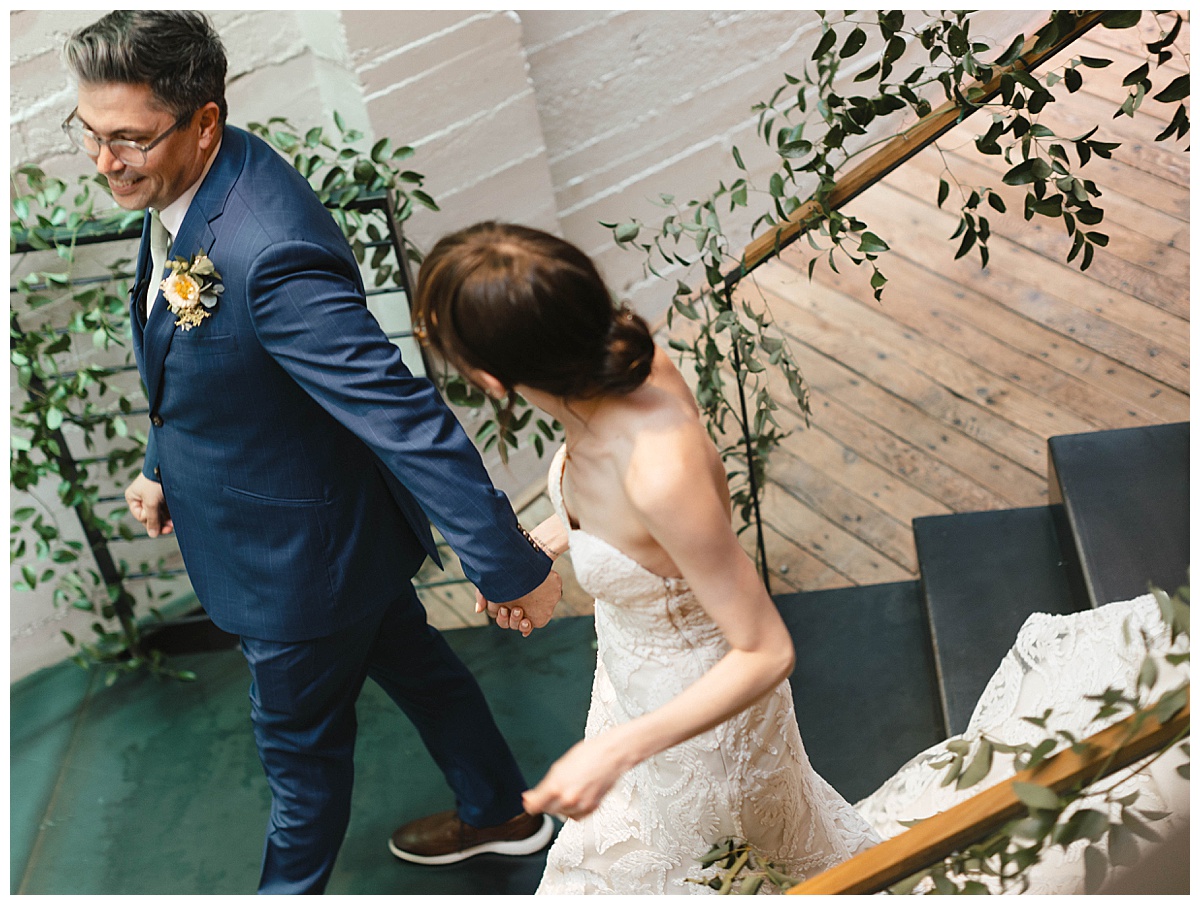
[{"xmin": 146, "ymin": 209, "xmax": 171, "ymax": 318}]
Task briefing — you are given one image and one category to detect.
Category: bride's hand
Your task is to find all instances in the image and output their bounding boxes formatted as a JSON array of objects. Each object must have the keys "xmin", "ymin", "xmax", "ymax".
[
  {"xmin": 475, "ymin": 588, "xmax": 534, "ymax": 636},
  {"xmin": 522, "ymin": 734, "xmax": 631, "ymax": 820}
]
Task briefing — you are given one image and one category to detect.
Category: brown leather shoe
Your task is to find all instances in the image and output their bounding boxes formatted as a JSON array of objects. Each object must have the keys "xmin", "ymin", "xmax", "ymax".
[{"xmin": 388, "ymin": 809, "xmax": 554, "ymax": 865}]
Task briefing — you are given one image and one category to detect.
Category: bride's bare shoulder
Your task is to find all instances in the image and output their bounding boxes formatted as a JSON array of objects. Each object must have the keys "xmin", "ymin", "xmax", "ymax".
[{"xmin": 621, "ymin": 397, "xmax": 720, "ymax": 515}]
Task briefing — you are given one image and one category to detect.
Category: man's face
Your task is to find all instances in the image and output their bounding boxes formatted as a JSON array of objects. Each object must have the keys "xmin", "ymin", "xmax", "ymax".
[{"xmin": 74, "ymin": 81, "xmax": 217, "ymax": 211}]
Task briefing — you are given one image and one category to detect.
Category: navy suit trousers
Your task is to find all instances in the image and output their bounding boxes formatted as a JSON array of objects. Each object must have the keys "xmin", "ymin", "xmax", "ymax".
[{"xmin": 241, "ymin": 584, "xmax": 528, "ymax": 894}]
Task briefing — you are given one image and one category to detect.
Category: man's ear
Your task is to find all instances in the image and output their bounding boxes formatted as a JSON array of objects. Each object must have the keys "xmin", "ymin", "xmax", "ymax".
[{"xmin": 196, "ymin": 101, "xmax": 222, "ymax": 150}]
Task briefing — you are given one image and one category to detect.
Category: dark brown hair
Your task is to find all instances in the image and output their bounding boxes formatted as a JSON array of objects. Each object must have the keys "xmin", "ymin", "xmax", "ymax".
[{"xmin": 415, "ymin": 222, "xmax": 655, "ymax": 410}]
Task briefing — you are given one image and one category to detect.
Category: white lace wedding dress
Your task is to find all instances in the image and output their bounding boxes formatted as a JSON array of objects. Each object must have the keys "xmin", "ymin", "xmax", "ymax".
[{"xmin": 536, "ymin": 446, "xmax": 879, "ymax": 895}]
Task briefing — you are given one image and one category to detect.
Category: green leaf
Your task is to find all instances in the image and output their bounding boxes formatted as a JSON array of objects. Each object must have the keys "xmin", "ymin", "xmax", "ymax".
[
  {"xmin": 1153, "ymin": 686, "xmax": 1188, "ymax": 723},
  {"xmin": 698, "ymin": 840, "xmax": 734, "ymax": 866},
  {"xmin": 613, "ymin": 221, "xmax": 640, "ymax": 244},
  {"xmin": 813, "ymin": 27, "xmax": 837, "ymax": 60},
  {"xmin": 1153, "ymin": 74, "xmax": 1190, "ymax": 104},
  {"xmin": 411, "ymin": 190, "xmax": 440, "ymax": 211},
  {"xmin": 370, "ymin": 137, "xmax": 392, "ymax": 163},
  {"xmin": 937, "ymin": 178, "xmax": 949, "ymax": 208},
  {"xmin": 888, "ymin": 871, "xmax": 928, "ymax": 896},
  {"xmin": 1101, "ymin": 11, "xmax": 1144, "ymax": 30},
  {"xmin": 840, "ymin": 26, "xmax": 867, "ymax": 58},
  {"xmin": 996, "ymin": 32, "xmax": 1027, "ymax": 67},
  {"xmin": 1013, "ymin": 781, "xmax": 1061, "ymax": 811},
  {"xmin": 1012, "ymin": 810, "xmax": 1054, "ymax": 840},
  {"xmin": 1122, "ymin": 63, "xmax": 1150, "ymax": 88},
  {"xmin": 957, "ymin": 738, "xmax": 994, "ymax": 789},
  {"xmin": 1003, "ymin": 159, "xmax": 1040, "ymax": 186},
  {"xmin": 1137, "ymin": 655, "xmax": 1159, "ymax": 690},
  {"xmin": 779, "ymin": 140, "xmax": 812, "ymax": 159},
  {"xmin": 857, "ymin": 232, "xmax": 889, "ymax": 254},
  {"xmin": 954, "ymin": 228, "xmax": 976, "ymax": 260}
]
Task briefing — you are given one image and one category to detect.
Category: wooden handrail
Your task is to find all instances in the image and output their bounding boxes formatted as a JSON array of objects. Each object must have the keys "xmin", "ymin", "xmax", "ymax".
[
  {"xmin": 730, "ymin": 10, "xmax": 1106, "ymax": 285},
  {"xmin": 788, "ymin": 691, "xmax": 1190, "ymax": 894}
]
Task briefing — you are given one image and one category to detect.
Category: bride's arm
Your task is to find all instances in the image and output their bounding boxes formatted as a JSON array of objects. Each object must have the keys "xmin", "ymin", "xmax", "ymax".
[
  {"xmin": 522, "ymin": 425, "xmax": 794, "ymax": 819},
  {"xmin": 529, "ymin": 513, "xmax": 570, "ymax": 559}
]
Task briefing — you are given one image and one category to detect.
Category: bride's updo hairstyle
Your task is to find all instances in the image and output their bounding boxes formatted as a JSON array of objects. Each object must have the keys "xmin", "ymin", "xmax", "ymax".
[{"xmin": 414, "ymin": 222, "xmax": 655, "ymax": 404}]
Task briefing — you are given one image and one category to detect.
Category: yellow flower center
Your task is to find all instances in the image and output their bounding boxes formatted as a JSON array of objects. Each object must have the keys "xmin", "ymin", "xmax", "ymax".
[
  {"xmin": 175, "ymin": 274, "xmax": 199, "ymax": 301},
  {"xmin": 163, "ymin": 272, "xmax": 202, "ymax": 309}
]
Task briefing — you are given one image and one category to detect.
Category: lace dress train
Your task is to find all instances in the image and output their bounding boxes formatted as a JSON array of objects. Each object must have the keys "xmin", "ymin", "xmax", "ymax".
[{"xmin": 536, "ymin": 446, "xmax": 878, "ymax": 895}]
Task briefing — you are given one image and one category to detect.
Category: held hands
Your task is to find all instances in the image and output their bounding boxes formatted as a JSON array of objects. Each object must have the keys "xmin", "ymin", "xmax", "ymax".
[
  {"xmin": 476, "ymin": 568, "xmax": 562, "ymax": 637},
  {"xmin": 124, "ymin": 473, "xmax": 173, "ymax": 538}
]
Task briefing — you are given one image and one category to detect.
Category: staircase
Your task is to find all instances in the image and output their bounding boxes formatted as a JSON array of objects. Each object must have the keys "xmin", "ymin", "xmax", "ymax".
[{"xmin": 777, "ymin": 421, "xmax": 1190, "ymax": 804}]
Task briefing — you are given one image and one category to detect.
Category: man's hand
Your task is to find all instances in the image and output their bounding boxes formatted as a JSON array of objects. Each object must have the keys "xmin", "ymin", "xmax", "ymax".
[
  {"xmin": 475, "ymin": 569, "xmax": 562, "ymax": 637},
  {"xmin": 124, "ymin": 473, "xmax": 173, "ymax": 538}
]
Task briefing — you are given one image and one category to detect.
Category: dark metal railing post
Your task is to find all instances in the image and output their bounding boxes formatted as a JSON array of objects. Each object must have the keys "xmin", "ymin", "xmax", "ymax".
[
  {"xmin": 10, "ymin": 314, "xmax": 145, "ymax": 656},
  {"xmin": 722, "ymin": 284, "xmax": 772, "ymax": 594}
]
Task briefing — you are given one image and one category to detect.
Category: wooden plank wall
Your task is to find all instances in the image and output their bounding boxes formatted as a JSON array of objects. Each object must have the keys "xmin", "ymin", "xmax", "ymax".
[
  {"xmin": 748, "ymin": 20, "xmax": 1190, "ymax": 596},
  {"xmin": 420, "ymin": 17, "xmax": 1189, "ymax": 628}
]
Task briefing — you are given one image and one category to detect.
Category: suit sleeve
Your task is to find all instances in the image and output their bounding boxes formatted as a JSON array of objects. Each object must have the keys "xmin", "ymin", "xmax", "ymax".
[
  {"xmin": 243, "ymin": 237, "xmax": 551, "ymax": 603},
  {"xmin": 142, "ymin": 427, "xmax": 160, "ymax": 481}
]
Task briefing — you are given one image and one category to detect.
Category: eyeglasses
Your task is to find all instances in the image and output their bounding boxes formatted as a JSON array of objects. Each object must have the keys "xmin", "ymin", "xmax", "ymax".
[{"xmin": 61, "ymin": 108, "xmax": 194, "ymax": 167}]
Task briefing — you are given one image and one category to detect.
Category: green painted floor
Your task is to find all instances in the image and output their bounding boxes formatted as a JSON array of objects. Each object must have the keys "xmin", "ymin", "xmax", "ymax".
[{"xmin": 11, "ymin": 617, "xmax": 597, "ymax": 895}]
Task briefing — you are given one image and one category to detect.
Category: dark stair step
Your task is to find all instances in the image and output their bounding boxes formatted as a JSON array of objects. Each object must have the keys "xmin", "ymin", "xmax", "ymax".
[
  {"xmin": 914, "ymin": 506, "xmax": 1085, "ymax": 737},
  {"xmin": 776, "ymin": 581, "xmax": 944, "ymax": 804},
  {"xmin": 1049, "ymin": 421, "xmax": 1190, "ymax": 608}
]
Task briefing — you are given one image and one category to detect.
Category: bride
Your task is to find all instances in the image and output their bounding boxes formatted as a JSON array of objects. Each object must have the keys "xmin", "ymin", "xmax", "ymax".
[{"xmin": 414, "ymin": 221, "xmax": 879, "ymax": 894}]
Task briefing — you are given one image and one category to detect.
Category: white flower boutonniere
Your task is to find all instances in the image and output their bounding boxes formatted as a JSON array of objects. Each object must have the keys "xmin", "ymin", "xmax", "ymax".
[{"xmin": 160, "ymin": 251, "xmax": 224, "ymax": 331}]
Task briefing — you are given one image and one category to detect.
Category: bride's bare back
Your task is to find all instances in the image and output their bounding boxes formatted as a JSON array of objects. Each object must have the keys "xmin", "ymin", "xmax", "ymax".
[{"xmin": 554, "ymin": 348, "xmax": 730, "ymax": 580}]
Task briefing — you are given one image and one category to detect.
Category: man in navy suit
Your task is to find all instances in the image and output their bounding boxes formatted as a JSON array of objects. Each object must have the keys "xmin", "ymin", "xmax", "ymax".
[{"xmin": 63, "ymin": 11, "xmax": 559, "ymax": 893}]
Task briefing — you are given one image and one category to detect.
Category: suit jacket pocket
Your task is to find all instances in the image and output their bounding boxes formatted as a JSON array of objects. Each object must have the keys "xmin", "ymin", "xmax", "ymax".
[
  {"xmin": 225, "ymin": 485, "xmax": 327, "ymax": 507},
  {"xmin": 170, "ymin": 331, "xmax": 238, "ymax": 356},
  {"xmin": 213, "ymin": 484, "xmax": 336, "ymax": 607}
]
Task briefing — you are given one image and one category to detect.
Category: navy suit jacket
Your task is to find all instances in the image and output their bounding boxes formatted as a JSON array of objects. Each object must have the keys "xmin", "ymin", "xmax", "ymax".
[{"xmin": 130, "ymin": 126, "xmax": 549, "ymax": 642}]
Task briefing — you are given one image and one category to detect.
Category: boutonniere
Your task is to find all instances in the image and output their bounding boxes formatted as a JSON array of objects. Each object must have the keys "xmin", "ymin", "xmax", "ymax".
[{"xmin": 160, "ymin": 251, "xmax": 224, "ymax": 331}]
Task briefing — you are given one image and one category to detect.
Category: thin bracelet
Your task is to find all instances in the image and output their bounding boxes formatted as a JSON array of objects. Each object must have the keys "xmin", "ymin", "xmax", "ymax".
[{"xmin": 519, "ymin": 525, "xmax": 552, "ymax": 558}]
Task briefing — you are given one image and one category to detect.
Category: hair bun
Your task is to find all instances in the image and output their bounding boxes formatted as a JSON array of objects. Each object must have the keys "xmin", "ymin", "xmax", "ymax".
[{"xmin": 599, "ymin": 307, "xmax": 655, "ymax": 395}]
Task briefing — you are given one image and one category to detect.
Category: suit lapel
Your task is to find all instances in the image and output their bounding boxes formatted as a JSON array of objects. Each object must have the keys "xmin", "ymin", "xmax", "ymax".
[{"xmin": 140, "ymin": 128, "xmax": 245, "ymax": 412}]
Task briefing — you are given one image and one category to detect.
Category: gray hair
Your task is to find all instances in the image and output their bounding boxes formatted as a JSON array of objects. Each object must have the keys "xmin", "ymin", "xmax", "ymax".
[{"xmin": 63, "ymin": 11, "xmax": 228, "ymax": 124}]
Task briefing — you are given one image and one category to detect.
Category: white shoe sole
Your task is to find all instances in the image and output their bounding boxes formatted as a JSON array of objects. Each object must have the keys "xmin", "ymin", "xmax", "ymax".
[{"xmin": 388, "ymin": 814, "xmax": 555, "ymax": 865}]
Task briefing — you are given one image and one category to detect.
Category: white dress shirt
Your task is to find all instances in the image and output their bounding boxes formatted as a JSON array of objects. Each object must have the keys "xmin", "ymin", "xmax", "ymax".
[{"xmin": 146, "ymin": 138, "xmax": 222, "ymax": 317}]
